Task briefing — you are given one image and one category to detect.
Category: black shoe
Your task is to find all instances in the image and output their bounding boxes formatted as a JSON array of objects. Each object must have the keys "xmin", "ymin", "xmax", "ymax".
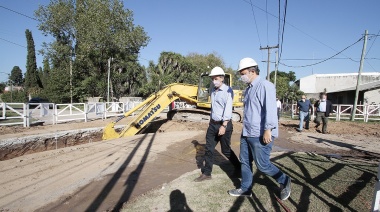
[
  {"xmin": 228, "ymin": 188, "xmax": 252, "ymax": 197},
  {"xmin": 315, "ymin": 123, "xmax": 320, "ymax": 128},
  {"xmin": 296, "ymin": 128, "xmax": 302, "ymax": 132},
  {"xmin": 280, "ymin": 177, "xmax": 291, "ymax": 201},
  {"xmin": 194, "ymin": 174, "xmax": 211, "ymax": 182},
  {"xmin": 305, "ymin": 127, "xmax": 309, "ymax": 130}
]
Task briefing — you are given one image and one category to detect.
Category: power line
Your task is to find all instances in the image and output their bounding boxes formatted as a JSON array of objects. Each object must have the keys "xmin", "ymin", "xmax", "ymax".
[
  {"xmin": 366, "ymin": 29, "xmax": 380, "ymax": 57},
  {"xmin": 265, "ymin": 0, "xmax": 269, "ymax": 46},
  {"xmin": 0, "ymin": 5, "xmax": 38, "ymax": 21},
  {"xmin": 247, "ymin": 0, "xmax": 262, "ymax": 47},
  {"xmin": 280, "ymin": 57, "xmax": 380, "ymax": 61},
  {"xmin": 279, "ymin": 36, "xmax": 363, "ymax": 68},
  {"xmin": 242, "ymin": 0, "xmax": 359, "ymax": 63},
  {"xmin": 277, "ymin": 0, "xmax": 281, "ymax": 47},
  {"xmin": 0, "ymin": 37, "xmax": 26, "ymax": 48},
  {"xmin": 278, "ymin": 0, "xmax": 287, "ymax": 62}
]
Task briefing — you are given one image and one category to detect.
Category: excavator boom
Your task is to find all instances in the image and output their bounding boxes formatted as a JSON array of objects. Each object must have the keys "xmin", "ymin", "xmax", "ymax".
[{"xmin": 102, "ymin": 83, "xmax": 198, "ymax": 140}]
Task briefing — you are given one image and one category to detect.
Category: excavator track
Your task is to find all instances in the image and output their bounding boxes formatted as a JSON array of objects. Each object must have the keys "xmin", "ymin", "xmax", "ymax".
[{"xmin": 167, "ymin": 108, "xmax": 242, "ymax": 123}]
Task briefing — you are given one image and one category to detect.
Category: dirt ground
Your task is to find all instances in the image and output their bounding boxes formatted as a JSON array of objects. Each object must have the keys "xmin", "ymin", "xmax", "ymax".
[{"xmin": 0, "ymin": 116, "xmax": 379, "ymax": 211}]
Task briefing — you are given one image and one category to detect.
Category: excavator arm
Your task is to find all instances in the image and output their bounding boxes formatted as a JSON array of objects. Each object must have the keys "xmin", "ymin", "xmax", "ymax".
[{"xmin": 102, "ymin": 83, "xmax": 198, "ymax": 140}]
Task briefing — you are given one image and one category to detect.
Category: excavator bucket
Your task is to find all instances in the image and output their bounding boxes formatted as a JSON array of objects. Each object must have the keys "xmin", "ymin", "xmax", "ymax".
[{"xmin": 102, "ymin": 122, "xmax": 121, "ymax": 140}]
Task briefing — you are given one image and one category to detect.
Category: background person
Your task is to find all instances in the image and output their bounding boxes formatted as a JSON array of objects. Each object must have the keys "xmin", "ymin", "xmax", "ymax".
[
  {"xmin": 276, "ymin": 97, "xmax": 282, "ymax": 121},
  {"xmin": 228, "ymin": 58, "xmax": 291, "ymax": 201},
  {"xmin": 314, "ymin": 92, "xmax": 333, "ymax": 134},
  {"xmin": 296, "ymin": 95, "xmax": 313, "ymax": 132},
  {"xmin": 194, "ymin": 67, "xmax": 241, "ymax": 182}
]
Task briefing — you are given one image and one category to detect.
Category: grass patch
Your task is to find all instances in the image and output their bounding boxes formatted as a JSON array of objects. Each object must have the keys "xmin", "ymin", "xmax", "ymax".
[{"xmin": 121, "ymin": 153, "xmax": 378, "ymax": 212}]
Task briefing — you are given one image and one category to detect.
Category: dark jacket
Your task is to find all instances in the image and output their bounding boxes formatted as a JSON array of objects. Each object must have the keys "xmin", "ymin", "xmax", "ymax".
[{"xmin": 314, "ymin": 100, "xmax": 333, "ymax": 117}]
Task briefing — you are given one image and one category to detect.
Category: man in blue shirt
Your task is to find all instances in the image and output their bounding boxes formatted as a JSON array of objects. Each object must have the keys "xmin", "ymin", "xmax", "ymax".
[
  {"xmin": 296, "ymin": 95, "xmax": 313, "ymax": 132},
  {"xmin": 194, "ymin": 67, "xmax": 241, "ymax": 182},
  {"xmin": 228, "ymin": 58, "xmax": 291, "ymax": 201}
]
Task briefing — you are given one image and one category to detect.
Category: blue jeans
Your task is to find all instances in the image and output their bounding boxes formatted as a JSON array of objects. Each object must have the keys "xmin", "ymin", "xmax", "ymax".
[
  {"xmin": 239, "ymin": 136, "xmax": 287, "ymax": 192},
  {"xmin": 299, "ymin": 111, "xmax": 310, "ymax": 130}
]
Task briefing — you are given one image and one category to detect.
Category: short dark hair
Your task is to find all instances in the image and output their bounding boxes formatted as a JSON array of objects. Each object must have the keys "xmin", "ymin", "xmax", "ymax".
[{"xmin": 247, "ymin": 66, "xmax": 260, "ymax": 75}]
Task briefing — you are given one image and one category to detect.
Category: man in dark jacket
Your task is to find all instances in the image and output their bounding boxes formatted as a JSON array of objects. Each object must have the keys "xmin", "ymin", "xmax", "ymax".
[{"xmin": 314, "ymin": 92, "xmax": 333, "ymax": 134}]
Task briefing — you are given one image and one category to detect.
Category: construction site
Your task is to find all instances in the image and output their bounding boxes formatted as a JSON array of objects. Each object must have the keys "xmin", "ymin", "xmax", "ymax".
[
  {"xmin": 0, "ymin": 105, "xmax": 379, "ymax": 211},
  {"xmin": 1, "ymin": 1, "xmax": 380, "ymax": 211}
]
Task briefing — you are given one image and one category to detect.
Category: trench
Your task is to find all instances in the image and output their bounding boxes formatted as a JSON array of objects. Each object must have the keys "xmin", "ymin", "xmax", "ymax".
[
  {"xmin": 0, "ymin": 119, "xmax": 169, "ymax": 161},
  {"xmin": 0, "ymin": 128, "xmax": 104, "ymax": 161}
]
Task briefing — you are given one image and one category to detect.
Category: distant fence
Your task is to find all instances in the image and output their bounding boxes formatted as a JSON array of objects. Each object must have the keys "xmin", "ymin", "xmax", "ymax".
[
  {"xmin": 286, "ymin": 103, "xmax": 380, "ymax": 122},
  {"xmin": 0, "ymin": 100, "xmax": 189, "ymax": 127}
]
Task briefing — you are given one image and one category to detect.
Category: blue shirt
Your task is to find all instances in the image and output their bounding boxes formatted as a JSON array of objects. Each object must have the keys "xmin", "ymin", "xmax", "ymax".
[
  {"xmin": 210, "ymin": 83, "xmax": 233, "ymax": 121},
  {"xmin": 297, "ymin": 99, "xmax": 312, "ymax": 112},
  {"xmin": 242, "ymin": 76, "xmax": 278, "ymax": 138}
]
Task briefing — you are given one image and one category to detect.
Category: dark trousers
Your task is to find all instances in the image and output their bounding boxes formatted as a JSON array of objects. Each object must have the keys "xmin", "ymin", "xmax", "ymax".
[
  {"xmin": 277, "ymin": 108, "xmax": 280, "ymax": 120},
  {"xmin": 202, "ymin": 121, "xmax": 240, "ymax": 176},
  {"xmin": 315, "ymin": 112, "xmax": 328, "ymax": 133}
]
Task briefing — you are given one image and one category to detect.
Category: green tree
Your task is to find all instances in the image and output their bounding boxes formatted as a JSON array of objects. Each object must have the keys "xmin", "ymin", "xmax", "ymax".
[
  {"xmin": 269, "ymin": 70, "xmax": 302, "ymax": 101},
  {"xmin": 0, "ymin": 82, "xmax": 6, "ymax": 94},
  {"xmin": 10, "ymin": 66, "xmax": 24, "ymax": 86},
  {"xmin": 24, "ymin": 29, "xmax": 42, "ymax": 94},
  {"xmin": 35, "ymin": 0, "xmax": 149, "ymax": 102}
]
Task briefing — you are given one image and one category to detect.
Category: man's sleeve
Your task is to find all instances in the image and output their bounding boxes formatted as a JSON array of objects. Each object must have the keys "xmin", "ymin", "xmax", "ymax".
[
  {"xmin": 262, "ymin": 83, "xmax": 277, "ymax": 130},
  {"xmin": 222, "ymin": 88, "xmax": 233, "ymax": 121}
]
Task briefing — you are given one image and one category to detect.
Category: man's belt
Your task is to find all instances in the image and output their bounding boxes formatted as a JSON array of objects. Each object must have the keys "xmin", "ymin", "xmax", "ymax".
[{"xmin": 210, "ymin": 119, "xmax": 229, "ymax": 124}]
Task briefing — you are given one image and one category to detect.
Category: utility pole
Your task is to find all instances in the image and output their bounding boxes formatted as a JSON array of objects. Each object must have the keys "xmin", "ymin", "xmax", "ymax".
[
  {"xmin": 70, "ymin": 48, "xmax": 73, "ymax": 104},
  {"xmin": 107, "ymin": 58, "xmax": 114, "ymax": 102},
  {"xmin": 351, "ymin": 30, "xmax": 368, "ymax": 121},
  {"xmin": 260, "ymin": 45, "xmax": 279, "ymax": 81},
  {"xmin": 274, "ymin": 50, "xmax": 279, "ymax": 88},
  {"xmin": 107, "ymin": 58, "xmax": 111, "ymax": 103}
]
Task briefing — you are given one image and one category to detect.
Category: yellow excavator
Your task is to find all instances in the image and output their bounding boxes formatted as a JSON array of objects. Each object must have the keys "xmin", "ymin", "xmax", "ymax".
[{"xmin": 102, "ymin": 73, "xmax": 244, "ymax": 140}]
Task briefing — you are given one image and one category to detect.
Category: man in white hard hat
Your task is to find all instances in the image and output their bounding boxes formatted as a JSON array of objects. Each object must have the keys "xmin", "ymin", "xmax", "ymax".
[
  {"xmin": 228, "ymin": 58, "xmax": 291, "ymax": 201},
  {"xmin": 194, "ymin": 66, "xmax": 241, "ymax": 182}
]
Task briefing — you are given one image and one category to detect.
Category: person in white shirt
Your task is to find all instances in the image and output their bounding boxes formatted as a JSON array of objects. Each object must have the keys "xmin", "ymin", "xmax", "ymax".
[{"xmin": 276, "ymin": 97, "xmax": 282, "ymax": 120}]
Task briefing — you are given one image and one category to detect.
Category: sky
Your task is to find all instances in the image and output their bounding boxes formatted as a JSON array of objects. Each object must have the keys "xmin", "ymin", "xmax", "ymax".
[{"xmin": 0, "ymin": 0, "xmax": 379, "ymax": 84}]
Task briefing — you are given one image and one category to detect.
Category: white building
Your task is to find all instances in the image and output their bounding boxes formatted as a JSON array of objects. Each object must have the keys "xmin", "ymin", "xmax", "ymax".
[{"xmin": 295, "ymin": 72, "xmax": 380, "ymax": 104}]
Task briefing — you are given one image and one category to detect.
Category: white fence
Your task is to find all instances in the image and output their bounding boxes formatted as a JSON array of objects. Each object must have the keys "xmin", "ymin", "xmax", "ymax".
[
  {"xmin": 0, "ymin": 103, "xmax": 27, "ymax": 127},
  {"xmin": 1, "ymin": 100, "xmax": 187, "ymax": 127},
  {"xmin": 289, "ymin": 104, "xmax": 380, "ymax": 122}
]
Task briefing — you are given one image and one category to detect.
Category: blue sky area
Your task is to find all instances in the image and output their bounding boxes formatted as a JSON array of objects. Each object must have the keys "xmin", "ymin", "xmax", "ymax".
[{"xmin": 0, "ymin": 0, "xmax": 379, "ymax": 83}]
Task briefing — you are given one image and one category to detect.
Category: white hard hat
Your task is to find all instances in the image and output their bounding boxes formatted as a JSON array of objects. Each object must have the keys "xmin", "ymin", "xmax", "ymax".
[
  {"xmin": 209, "ymin": 66, "xmax": 225, "ymax": 76},
  {"xmin": 238, "ymin": 57, "xmax": 258, "ymax": 72}
]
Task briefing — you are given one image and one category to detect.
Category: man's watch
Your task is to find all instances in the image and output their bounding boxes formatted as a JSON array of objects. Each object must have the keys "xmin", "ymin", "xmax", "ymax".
[{"xmin": 222, "ymin": 125, "xmax": 227, "ymax": 128}]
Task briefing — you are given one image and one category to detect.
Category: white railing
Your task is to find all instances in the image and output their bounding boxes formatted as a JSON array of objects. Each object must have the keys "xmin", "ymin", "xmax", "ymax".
[
  {"xmin": 104, "ymin": 102, "xmax": 124, "ymax": 119},
  {"xmin": 87, "ymin": 102, "xmax": 106, "ymax": 119},
  {"xmin": 0, "ymin": 103, "xmax": 26, "ymax": 127},
  {"xmin": 290, "ymin": 103, "xmax": 380, "ymax": 122},
  {"xmin": 26, "ymin": 103, "xmax": 55, "ymax": 127},
  {"xmin": 55, "ymin": 103, "xmax": 87, "ymax": 123},
  {"xmin": 2, "ymin": 101, "xmax": 379, "ymax": 127}
]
